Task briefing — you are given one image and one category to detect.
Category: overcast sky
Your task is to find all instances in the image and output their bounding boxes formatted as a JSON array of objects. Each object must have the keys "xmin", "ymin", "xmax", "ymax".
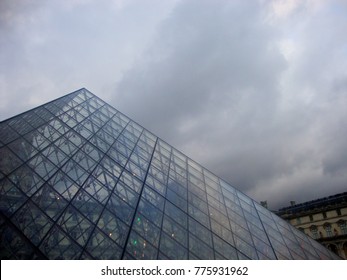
[{"xmin": 1, "ymin": 0, "xmax": 347, "ymax": 209}]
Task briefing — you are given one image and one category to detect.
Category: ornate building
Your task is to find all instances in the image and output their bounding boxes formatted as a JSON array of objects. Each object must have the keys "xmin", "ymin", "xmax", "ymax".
[
  {"xmin": 0, "ymin": 88, "xmax": 341, "ymax": 259},
  {"xmin": 277, "ymin": 192, "xmax": 347, "ymax": 259}
]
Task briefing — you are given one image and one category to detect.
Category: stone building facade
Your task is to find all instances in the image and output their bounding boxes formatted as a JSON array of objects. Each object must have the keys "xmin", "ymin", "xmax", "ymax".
[{"xmin": 277, "ymin": 192, "xmax": 347, "ymax": 259}]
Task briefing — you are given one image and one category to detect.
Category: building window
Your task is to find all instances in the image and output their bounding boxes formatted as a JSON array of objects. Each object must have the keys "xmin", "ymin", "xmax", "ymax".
[
  {"xmin": 338, "ymin": 220, "xmax": 347, "ymax": 235},
  {"xmin": 296, "ymin": 217, "xmax": 301, "ymax": 225},
  {"xmin": 324, "ymin": 223, "xmax": 332, "ymax": 237},
  {"xmin": 310, "ymin": 225, "xmax": 319, "ymax": 239},
  {"xmin": 309, "ymin": 215, "xmax": 313, "ymax": 222},
  {"xmin": 336, "ymin": 209, "xmax": 341, "ymax": 216},
  {"xmin": 322, "ymin": 212, "xmax": 327, "ymax": 219}
]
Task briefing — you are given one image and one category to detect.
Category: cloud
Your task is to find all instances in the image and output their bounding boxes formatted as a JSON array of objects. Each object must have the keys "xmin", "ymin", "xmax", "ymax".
[
  {"xmin": 0, "ymin": 0, "xmax": 177, "ymax": 119},
  {"xmin": 114, "ymin": 0, "xmax": 347, "ymax": 209},
  {"xmin": 1, "ymin": 0, "xmax": 346, "ymax": 210}
]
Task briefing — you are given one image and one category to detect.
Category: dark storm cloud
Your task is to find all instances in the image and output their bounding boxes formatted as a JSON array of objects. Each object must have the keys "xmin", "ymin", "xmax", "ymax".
[{"xmin": 114, "ymin": 0, "xmax": 347, "ymax": 209}]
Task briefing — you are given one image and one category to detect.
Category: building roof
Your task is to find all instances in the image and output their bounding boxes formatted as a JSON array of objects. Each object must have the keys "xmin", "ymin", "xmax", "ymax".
[{"xmin": 277, "ymin": 192, "xmax": 347, "ymax": 216}]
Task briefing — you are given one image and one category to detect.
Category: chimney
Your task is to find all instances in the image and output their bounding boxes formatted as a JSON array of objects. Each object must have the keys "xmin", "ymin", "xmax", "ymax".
[{"xmin": 260, "ymin": 201, "xmax": 268, "ymax": 209}]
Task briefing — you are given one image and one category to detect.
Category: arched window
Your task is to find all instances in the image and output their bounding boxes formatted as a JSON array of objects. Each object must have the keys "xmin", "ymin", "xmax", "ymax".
[
  {"xmin": 310, "ymin": 225, "xmax": 319, "ymax": 239},
  {"xmin": 324, "ymin": 223, "xmax": 332, "ymax": 237}
]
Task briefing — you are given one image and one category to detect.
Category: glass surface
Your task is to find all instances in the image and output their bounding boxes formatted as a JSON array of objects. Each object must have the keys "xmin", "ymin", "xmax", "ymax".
[
  {"xmin": 0, "ymin": 88, "xmax": 339, "ymax": 260},
  {"xmin": 159, "ymin": 232, "xmax": 187, "ymax": 259}
]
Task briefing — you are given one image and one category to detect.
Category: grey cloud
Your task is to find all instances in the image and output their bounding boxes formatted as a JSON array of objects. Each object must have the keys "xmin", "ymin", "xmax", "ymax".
[
  {"xmin": 114, "ymin": 0, "xmax": 347, "ymax": 209},
  {"xmin": 1, "ymin": 0, "xmax": 346, "ymax": 210}
]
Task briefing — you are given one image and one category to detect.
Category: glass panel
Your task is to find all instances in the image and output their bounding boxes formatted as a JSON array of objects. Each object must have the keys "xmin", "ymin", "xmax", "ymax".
[
  {"xmin": 130, "ymin": 151, "xmax": 150, "ymax": 170},
  {"xmin": 85, "ymin": 227, "xmax": 122, "ymax": 259},
  {"xmin": 209, "ymin": 206, "xmax": 230, "ymax": 229},
  {"xmin": 58, "ymin": 205, "xmax": 94, "ymax": 247},
  {"xmin": 118, "ymin": 134, "xmax": 135, "ymax": 150},
  {"xmin": 148, "ymin": 165, "xmax": 167, "ymax": 184},
  {"xmin": 91, "ymin": 168, "xmax": 115, "ymax": 192},
  {"xmin": 188, "ymin": 217, "xmax": 212, "ymax": 247},
  {"xmin": 73, "ymin": 124, "xmax": 93, "ymax": 139},
  {"xmin": 125, "ymin": 161, "xmax": 146, "ymax": 180},
  {"xmin": 71, "ymin": 189, "xmax": 103, "ymax": 223},
  {"xmin": 159, "ymin": 232, "xmax": 187, "ymax": 260},
  {"xmin": 188, "ymin": 182, "xmax": 207, "ymax": 202},
  {"xmin": 172, "ymin": 148, "xmax": 186, "ymax": 163},
  {"xmin": 72, "ymin": 150, "xmax": 97, "ymax": 172},
  {"xmin": 247, "ymin": 222, "xmax": 270, "ymax": 245},
  {"xmin": 97, "ymin": 209, "xmax": 129, "ymax": 247},
  {"xmin": 233, "ymin": 224, "xmax": 253, "ymax": 245},
  {"xmin": 166, "ymin": 188, "xmax": 187, "ymax": 212},
  {"xmin": 7, "ymin": 116, "xmax": 33, "ymax": 135},
  {"xmin": 0, "ymin": 146, "xmax": 23, "ymax": 175},
  {"xmin": 114, "ymin": 181, "xmax": 139, "ymax": 207},
  {"xmin": 41, "ymin": 144, "xmax": 68, "ymax": 168},
  {"xmin": 61, "ymin": 159, "xmax": 88, "ymax": 185},
  {"xmin": 33, "ymin": 107, "xmax": 54, "ymax": 122},
  {"xmin": 188, "ymin": 204, "xmax": 210, "ymax": 229},
  {"xmin": 0, "ymin": 224, "xmax": 42, "ymax": 259},
  {"xmin": 142, "ymin": 185, "xmax": 165, "ymax": 211},
  {"xmin": 11, "ymin": 200, "xmax": 53, "ymax": 246},
  {"xmin": 188, "ymin": 191, "xmax": 208, "ymax": 214},
  {"xmin": 165, "ymin": 201, "xmax": 187, "ymax": 229},
  {"xmin": 210, "ymin": 219, "xmax": 234, "ymax": 246},
  {"xmin": 203, "ymin": 170, "xmax": 219, "ymax": 189},
  {"xmin": 269, "ymin": 236, "xmax": 292, "ymax": 259},
  {"xmin": 54, "ymin": 136, "xmax": 78, "ymax": 155},
  {"xmin": 47, "ymin": 118, "xmax": 69, "ymax": 134},
  {"xmin": 167, "ymin": 177, "xmax": 187, "ymax": 199},
  {"xmin": 39, "ymin": 225, "xmax": 83, "ymax": 259},
  {"xmin": 243, "ymin": 210, "xmax": 263, "ymax": 229},
  {"xmin": 89, "ymin": 114, "xmax": 104, "ymax": 128},
  {"xmin": 0, "ymin": 178, "xmax": 27, "ymax": 216},
  {"xmin": 189, "ymin": 233, "xmax": 214, "ymax": 259},
  {"xmin": 119, "ymin": 170, "xmax": 143, "ymax": 193},
  {"xmin": 227, "ymin": 208, "xmax": 248, "ymax": 230},
  {"xmin": 89, "ymin": 135, "xmax": 110, "ymax": 153},
  {"xmin": 107, "ymin": 192, "xmax": 135, "ymax": 225},
  {"xmin": 234, "ymin": 235, "xmax": 258, "ymax": 259},
  {"xmin": 252, "ymin": 235, "xmax": 276, "ymax": 259},
  {"xmin": 22, "ymin": 112, "xmax": 45, "ymax": 129},
  {"xmin": 9, "ymin": 164, "xmax": 44, "ymax": 197},
  {"xmin": 213, "ymin": 234, "xmax": 238, "ymax": 259},
  {"xmin": 169, "ymin": 164, "xmax": 187, "ymax": 181},
  {"xmin": 96, "ymin": 130, "xmax": 115, "ymax": 146},
  {"xmin": 49, "ymin": 171, "xmax": 79, "ymax": 201},
  {"xmin": 32, "ymin": 183, "xmax": 68, "ymax": 221},
  {"xmin": 126, "ymin": 231, "xmax": 157, "ymax": 260},
  {"xmin": 133, "ymin": 146, "xmax": 151, "ymax": 162},
  {"xmin": 113, "ymin": 140, "xmax": 132, "ymax": 157},
  {"xmin": 145, "ymin": 175, "xmax": 166, "ymax": 196},
  {"xmin": 137, "ymin": 199, "xmax": 163, "ymax": 227},
  {"xmin": 8, "ymin": 137, "xmax": 38, "ymax": 162},
  {"xmin": 28, "ymin": 154, "xmax": 57, "ymax": 181},
  {"xmin": 207, "ymin": 195, "xmax": 227, "ymax": 216},
  {"xmin": 132, "ymin": 212, "xmax": 161, "ymax": 247},
  {"xmin": 162, "ymin": 215, "xmax": 187, "ymax": 247},
  {"xmin": 107, "ymin": 147, "xmax": 128, "ymax": 167},
  {"xmin": 188, "ymin": 159, "xmax": 202, "ymax": 173}
]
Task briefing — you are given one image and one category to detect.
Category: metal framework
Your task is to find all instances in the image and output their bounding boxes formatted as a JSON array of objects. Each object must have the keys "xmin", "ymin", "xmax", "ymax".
[{"xmin": 0, "ymin": 88, "xmax": 340, "ymax": 259}]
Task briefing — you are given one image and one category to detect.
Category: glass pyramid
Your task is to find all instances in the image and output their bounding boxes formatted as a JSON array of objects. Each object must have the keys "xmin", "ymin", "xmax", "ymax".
[{"xmin": 0, "ymin": 88, "xmax": 340, "ymax": 260}]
